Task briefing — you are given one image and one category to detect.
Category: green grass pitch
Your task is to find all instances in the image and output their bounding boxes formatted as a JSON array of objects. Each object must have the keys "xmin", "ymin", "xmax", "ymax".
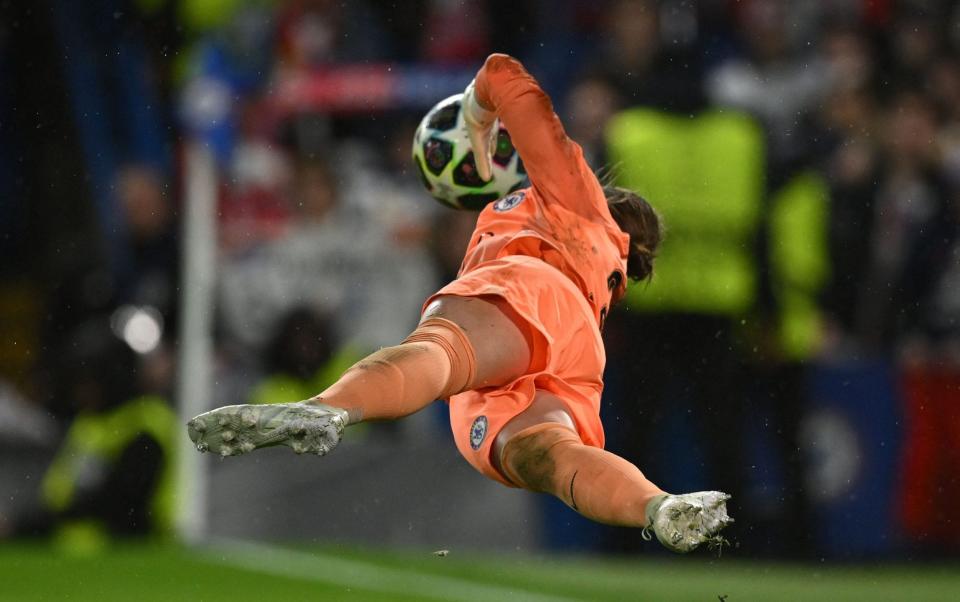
[{"xmin": 0, "ymin": 540, "xmax": 957, "ymax": 601}]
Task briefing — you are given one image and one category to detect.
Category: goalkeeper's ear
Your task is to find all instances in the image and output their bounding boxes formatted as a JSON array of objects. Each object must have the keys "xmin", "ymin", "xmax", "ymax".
[{"xmin": 462, "ymin": 80, "xmax": 496, "ymax": 182}]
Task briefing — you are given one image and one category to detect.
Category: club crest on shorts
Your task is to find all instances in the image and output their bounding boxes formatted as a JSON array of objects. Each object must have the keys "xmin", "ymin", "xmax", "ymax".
[
  {"xmin": 469, "ymin": 416, "xmax": 488, "ymax": 450},
  {"xmin": 493, "ymin": 191, "xmax": 525, "ymax": 212}
]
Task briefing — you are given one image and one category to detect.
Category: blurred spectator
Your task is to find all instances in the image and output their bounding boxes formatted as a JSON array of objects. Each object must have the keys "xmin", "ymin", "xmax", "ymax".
[
  {"xmin": 927, "ymin": 56, "xmax": 960, "ymax": 184},
  {"xmin": 854, "ymin": 91, "xmax": 955, "ymax": 352},
  {"xmin": 708, "ymin": 0, "xmax": 828, "ymax": 171},
  {"xmin": 48, "ymin": 0, "xmax": 171, "ymax": 278},
  {"xmin": 218, "ymin": 101, "xmax": 296, "ymax": 255},
  {"xmin": 564, "ymin": 73, "xmax": 623, "ymax": 168},
  {"xmin": 29, "ymin": 163, "xmax": 177, "ymax": 419},
  {"xmin": 887, "ymin": 8, "xmax": 942, "ymax": 87},
  {"xmin": 342, "ymin": 119, "xmax": 440, "ymax": 246},
  {"xmin": 219, "ymin": 148, "xmax": 434, "ymax": 353},
  {"xmin": 420, "ymin": 0, "xmax": 490, "ymax": 66},
  {"xmin": 249, "ymin": 306, "xmax": 360, "ymax": 405},
  {"xmin": 754, "ymin": 168, "xmax": 831, "ymax": 557},
  {"xmin": 822, "ymin": 23, "xmax": 876, "ymax": 94},
  {"xmin": 274, "ymin": 0, "xmax": 390, "ymax": 72},
  {"xmin": 887, "ymin": 84, "xmax": 960, "ymax": 553},
  {"xmin": 603, "ymin": 93, "xmax": 767, "ymax": 553},
  {"xmin": 590, "ymin": 0, "xmax": 706, "ymax": 112},
  {"xmin": 816, "ymin": 81, "xmax": 883, "ymax": 355},
  {"xmin": 38, "ymin": 317, "xmax": 176, "ymax": 549},
  {"xmin": 115, "ymin": 165, "xmax": 180, "ymax": 322}
]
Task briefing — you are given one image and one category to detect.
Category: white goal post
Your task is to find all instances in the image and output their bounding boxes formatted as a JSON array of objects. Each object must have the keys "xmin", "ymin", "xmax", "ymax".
[{"xmin": 175, "ymin": 141, "xmax": 218, "ymax": 543}]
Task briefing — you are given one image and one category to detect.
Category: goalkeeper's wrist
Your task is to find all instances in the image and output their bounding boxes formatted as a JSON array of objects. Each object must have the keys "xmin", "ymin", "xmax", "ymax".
[{"xmin": 463, "ymin": 80, "xmax": 495, "ymax": 128}]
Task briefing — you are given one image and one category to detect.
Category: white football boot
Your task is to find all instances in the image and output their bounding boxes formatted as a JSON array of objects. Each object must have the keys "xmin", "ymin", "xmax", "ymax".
[
  {"xmin": 187, "ymin": 401, "xmax": 348, "ymax": 458},
  {"xmin": 643, "ymin": 491, "xmax": 734, "ymax": 553}
]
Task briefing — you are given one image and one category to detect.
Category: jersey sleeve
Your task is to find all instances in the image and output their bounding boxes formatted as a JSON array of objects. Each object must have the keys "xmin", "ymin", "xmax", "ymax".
[{"xmin": 474, "ymin": 54, "xmax": 607, "ymax": 220}]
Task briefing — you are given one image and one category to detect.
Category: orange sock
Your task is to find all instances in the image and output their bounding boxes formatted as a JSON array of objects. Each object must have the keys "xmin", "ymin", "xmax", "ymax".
[
  {"xmin": 310, "ymin": 318, "xmax": 477, "ymax": 423},
  {"xmin": 501, "ymin": 423, "xmax": 666, "ymax": 527}
]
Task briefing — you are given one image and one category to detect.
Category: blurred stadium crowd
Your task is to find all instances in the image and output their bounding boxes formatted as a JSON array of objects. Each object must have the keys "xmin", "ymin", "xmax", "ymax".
[{"xmin": 1, "ymin": 0, "xmax": 959, "ymax": 560}]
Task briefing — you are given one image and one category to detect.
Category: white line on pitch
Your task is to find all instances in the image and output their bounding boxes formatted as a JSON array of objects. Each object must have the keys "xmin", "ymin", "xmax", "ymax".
[{"xmin": 200, "ymin": 538, "xmax": 584, "ymax": 602}]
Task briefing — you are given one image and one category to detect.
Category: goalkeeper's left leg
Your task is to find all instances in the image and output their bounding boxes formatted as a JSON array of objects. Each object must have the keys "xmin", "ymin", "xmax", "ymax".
[{"xmin": 495, "ymin": 392, "xmax": 733, "ymax": 553}]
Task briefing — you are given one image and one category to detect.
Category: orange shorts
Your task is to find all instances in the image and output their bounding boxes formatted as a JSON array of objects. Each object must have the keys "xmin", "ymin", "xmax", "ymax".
[{"xmin": 423, "ymin": 255, "xmax": 606, "ymax": 487}]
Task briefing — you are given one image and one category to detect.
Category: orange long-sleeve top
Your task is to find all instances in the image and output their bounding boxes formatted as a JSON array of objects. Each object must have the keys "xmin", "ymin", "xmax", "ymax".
[{"xmin": 461, "ymin": 54, "xmax": 630, "ymax": 326}]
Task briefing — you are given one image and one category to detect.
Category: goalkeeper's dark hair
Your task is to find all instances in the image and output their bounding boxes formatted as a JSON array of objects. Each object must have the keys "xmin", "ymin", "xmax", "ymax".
[{"xmin": 604, "ymin": 185, "xmax": 662, "ymax": 283}]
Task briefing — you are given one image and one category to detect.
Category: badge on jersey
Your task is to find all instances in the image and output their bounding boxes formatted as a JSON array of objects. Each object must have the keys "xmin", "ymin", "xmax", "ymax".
[
  {"xmin": 469, "ymin": 416, "xmax": 488, "ymax": 450},
  {"xmin": 493, "ymin": 191, "xmax": 525, "ymax": 212}
]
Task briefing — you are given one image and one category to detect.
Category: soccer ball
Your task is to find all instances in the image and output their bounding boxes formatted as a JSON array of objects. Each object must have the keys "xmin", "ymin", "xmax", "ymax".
[{"xmin": 412, "ymin": 94, "xmax": 527, "ymax": 210}]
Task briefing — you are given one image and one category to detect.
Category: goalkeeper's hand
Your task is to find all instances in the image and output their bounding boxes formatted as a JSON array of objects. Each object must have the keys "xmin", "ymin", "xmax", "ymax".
[{"xmin": 462, "ymin": 79, "xmax": 497, "ymax": 182}]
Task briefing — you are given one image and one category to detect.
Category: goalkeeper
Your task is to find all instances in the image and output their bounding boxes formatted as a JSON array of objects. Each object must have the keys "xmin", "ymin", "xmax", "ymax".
[{"xmin": 189, "ymin": 54, "xmax": 732, "ymax": 553}]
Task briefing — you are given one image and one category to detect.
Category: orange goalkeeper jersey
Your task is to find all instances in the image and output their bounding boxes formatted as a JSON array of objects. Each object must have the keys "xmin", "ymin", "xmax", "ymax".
[{"xmin": 462, "ymin": 54, "xmax": 630, "ymax": 327}]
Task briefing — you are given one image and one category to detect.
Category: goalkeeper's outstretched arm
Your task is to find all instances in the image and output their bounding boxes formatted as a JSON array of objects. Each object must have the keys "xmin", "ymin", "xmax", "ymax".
[{"xmin": 462, "ymin": 54, "xmax": 606, "ymax": 220}]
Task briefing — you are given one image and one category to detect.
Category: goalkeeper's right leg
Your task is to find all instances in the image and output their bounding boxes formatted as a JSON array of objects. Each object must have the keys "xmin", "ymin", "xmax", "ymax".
[
  {"xmin": 185, "ymin": 323, "xmax": 473, "ymax": 458},
  {"xmin": 187, "ymin": 295, "xmax": 532, "ymax": 457}
]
